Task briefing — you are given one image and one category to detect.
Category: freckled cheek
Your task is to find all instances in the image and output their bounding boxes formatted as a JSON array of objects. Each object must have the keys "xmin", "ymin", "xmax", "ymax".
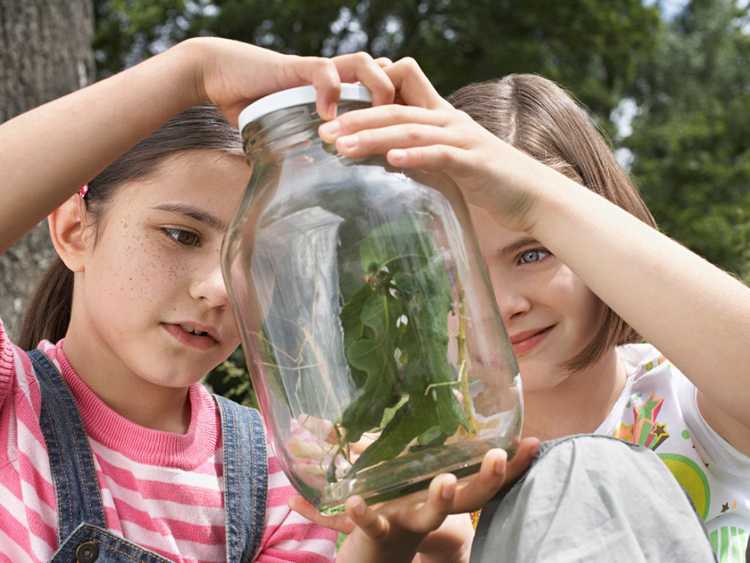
[{"xmin": 95, "ymin": 233, "xmax": 189, "ymax": 309}]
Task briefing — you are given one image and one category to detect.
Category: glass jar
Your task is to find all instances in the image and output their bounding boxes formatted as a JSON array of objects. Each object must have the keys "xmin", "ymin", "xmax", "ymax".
[{"xmin": 222, "ymin": 84, "xmax": 523, "ymax": 514}]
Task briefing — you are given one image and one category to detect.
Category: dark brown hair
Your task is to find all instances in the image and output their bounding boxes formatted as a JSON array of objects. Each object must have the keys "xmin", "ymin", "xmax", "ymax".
[
  {"xmin": 19, "ymin": 105, "xmax": 243, "ymax": 349},
  {"xmin": 447, "ymin": 74, "xmax": 656, "ymax": 371}
]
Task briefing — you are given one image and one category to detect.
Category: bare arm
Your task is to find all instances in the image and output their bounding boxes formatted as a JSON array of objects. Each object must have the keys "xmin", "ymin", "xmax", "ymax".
[
  {"xmin": 0, "ymin": 38, "xmax": 396, "ymax": 254},
  {"xmin": 0, "ymin": 41, "xmax": 196, "ymax": 252},
  {"xmin": 530, "ymin": 171, "xmax": 750, "ymax": 451}
]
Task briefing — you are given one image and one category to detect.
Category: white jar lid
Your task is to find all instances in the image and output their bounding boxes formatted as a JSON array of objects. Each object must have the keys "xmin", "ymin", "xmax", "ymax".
[{"xmin": 238, "ymin": 83, "xmax": 372, "ymax": 132}]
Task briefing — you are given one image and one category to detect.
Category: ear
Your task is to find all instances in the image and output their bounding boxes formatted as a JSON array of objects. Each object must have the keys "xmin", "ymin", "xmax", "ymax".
[{"xmin": 48, "ymin": 195, "xmax": 90, "ymax": 272}]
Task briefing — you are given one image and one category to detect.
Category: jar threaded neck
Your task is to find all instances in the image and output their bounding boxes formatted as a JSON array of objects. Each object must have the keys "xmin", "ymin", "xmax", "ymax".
[{"xmin": 241, "ymin": 100, "xmax": 370, "ymax": 158}]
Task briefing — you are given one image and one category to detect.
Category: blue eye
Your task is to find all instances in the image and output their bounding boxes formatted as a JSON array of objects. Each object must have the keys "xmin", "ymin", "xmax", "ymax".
[
  {"xmin": 518, "ymin": 248, "xmax": 550, "ymax": 265},
  {"xmin": 163, "ymin": 228, "xmax": 201, "ymax": 247}
]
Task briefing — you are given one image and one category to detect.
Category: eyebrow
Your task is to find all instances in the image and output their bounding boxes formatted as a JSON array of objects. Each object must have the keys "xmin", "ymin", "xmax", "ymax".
[
  {"xmin": 500, "ymin": 236, "xmax": 541, "ymax": 258},
  {"xmin": 152, "ymin": 203, "xmax": 227, "ymax": 232}
]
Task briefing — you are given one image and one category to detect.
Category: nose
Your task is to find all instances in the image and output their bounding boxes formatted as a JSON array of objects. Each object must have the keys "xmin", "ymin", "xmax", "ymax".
[
  {"xmin": 190, "ymin": 264, "xmax": 230, "ymax": 309},
  {"xmin": 497, "ymin": 290, "xmax": 531, "ymax": 325}
]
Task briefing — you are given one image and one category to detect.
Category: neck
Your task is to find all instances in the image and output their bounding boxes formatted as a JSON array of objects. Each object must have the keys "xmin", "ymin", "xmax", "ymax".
[
  {"xmin": 521, "ymin": 347, "xmax": 625, "ymax": 442},
  {"xmin": 62, "ymin": 324, "xmax": 191, "ymax": 434}
]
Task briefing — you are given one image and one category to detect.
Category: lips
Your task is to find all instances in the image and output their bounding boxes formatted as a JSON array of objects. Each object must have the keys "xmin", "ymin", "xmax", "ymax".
[
  {"xmin": 162, "ymin": 322, "xmax": 220, "ymax": 350},
  {"xmin": 509, "ymin": 325, "xmax": 554, "ymax": 356}
]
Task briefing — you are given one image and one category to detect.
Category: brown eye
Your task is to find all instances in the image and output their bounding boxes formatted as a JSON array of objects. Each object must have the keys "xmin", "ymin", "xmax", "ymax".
[{"xmin": 163, "ymin": 228, "xmax": 201, "ymax": 247}]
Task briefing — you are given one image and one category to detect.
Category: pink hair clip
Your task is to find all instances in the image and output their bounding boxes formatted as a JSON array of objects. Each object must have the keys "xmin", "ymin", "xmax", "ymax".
[{"xmin": 79, "ymin": 184, "xmax": 89, "ymax": 199}]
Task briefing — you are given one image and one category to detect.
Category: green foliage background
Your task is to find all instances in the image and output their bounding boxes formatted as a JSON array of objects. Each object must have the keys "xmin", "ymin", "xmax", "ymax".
[{"xmin": 92, "ymin": 0, "xmax": 750, "ymax": 403}]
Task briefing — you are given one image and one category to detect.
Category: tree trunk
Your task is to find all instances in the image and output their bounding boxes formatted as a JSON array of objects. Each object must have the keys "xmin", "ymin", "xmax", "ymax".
[{"xmin": 0, "ymin": 1, "xmax": 94, "ymax": 339}]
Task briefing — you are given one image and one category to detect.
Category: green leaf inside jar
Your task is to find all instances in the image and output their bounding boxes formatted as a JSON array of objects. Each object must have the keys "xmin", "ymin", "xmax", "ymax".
[{"xmin": 331, "ymin": 216, "xmax": 477, "ymax": 481}]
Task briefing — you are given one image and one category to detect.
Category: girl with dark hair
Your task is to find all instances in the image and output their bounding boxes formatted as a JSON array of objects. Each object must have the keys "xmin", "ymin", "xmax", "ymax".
[
  {"xmin": 299, "ymin": 64, "xmax": 750, "ymax": 561},
  {"xmin": 0, "ymin": 40, "xmax": 537, "ymax": 562}
]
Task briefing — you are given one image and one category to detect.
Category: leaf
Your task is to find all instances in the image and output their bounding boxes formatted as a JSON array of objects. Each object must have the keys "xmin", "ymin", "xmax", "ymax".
[
  {"xmin": 348, "ymin": 394, "xmax": 440, "ymax": 475},
  {"xmin": 416, "ymin": 425, "xmax": 445, "ymax": 447},
  {"xmin": 359, "ymin": 216, "xmax": 431, "ymax": 275},
  {"xmin": 340, "ymin": 293, "xmax": 403, "ymax": 442},
  {"xmin": 336, "ymin": 215, "xmax": 471, "ymax": 475},
  {"xmin": 379, "ymin": 394, "xmax": 409, "ymax": 428},
  {"xmin": 340, "ymin": 284, "xmax": 374, "ymax": 388}
]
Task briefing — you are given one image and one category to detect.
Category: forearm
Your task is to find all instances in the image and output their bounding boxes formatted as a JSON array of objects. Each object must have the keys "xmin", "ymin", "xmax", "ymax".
[
  {"xmin": 0, "ymin": 40, "xmax": 199, "ymax": 252},
  {"xmin": 529, "ymin": 166, "xmax": 750, "ymax": 424}
]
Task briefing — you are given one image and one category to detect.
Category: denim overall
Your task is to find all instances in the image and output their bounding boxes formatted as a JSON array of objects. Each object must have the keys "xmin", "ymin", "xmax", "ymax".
[{"xmin": 28, "ymin": 350, "xmax": 268, "ymax": 563}]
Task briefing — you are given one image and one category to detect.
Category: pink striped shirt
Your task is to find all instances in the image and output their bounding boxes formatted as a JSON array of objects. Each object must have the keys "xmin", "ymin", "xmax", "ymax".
[{"xmin": 0, "ymin": 320, "xmax": 336, "ymax": 562}]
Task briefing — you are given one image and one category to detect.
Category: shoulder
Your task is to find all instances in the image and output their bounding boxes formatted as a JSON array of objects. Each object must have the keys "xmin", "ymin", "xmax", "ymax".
[
  {"xmin": 0, "ymin": 319, "xmax": 53, "ymax": 410},
  {"xmin": 618, "ymin": 342, "xmax": 670, "ymax": 380},
  {"xmin": 618, "ymin": 343, "xmax": 750, "ymax": 467},
  {"xmin": 0, "ymin": 318, "xmax": 15, "ymax": 401},
  {"xmin": 210, "ymin": 393, "xmax": 267, "ymax": 446},
  {"xmin": 618, "ymin": 342, "xmax": 697, "ymax": 418}
]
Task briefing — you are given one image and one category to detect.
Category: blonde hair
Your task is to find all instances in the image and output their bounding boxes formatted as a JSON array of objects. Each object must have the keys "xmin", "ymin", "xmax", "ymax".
[{"xmin": 448, "ymin": 74, "xmax": 656, "ymax": 370}]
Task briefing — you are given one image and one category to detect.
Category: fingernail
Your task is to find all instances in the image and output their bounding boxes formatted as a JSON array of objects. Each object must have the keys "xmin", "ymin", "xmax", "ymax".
[
  {"xmin": 338, "ymin": 135, "xmax": 358, "ymax": 149},
  {"xmin": 354, "ymin": 502, "xmax": 366, "ymax": 516},
  {"xmin": 441, "ymin": 483, "xmax": 454, "ymax": 500},
  {"xmin": 319, "ymin": 120, "xmax": 340, "ymax": 138},
  {"xmin": 494, "ymin": 451, "xmax": 508, "ymax": 475},
  {"xmin": 328, "ymin": 103, "xmax": 338, "ymax": 119},
  {"xmin": 390, "ymin": 149, "xmax": 406, "ymax": 162}
]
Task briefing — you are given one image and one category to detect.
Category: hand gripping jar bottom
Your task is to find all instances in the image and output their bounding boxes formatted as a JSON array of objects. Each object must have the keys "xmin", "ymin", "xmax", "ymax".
[{"xmin": 222, "ymin": 84, "xmax": 523, "ymax": 514}]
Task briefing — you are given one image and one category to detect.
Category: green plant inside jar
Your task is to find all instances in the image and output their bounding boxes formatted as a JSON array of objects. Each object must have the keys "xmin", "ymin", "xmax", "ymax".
[
  {"xmin": 254, "ymin": 211, "xmax": 481, "ymax": 496},
  {"xmin": 329, "ymin": 214, "xmax": 479, "ymax": 481},
  {"xmin": 250, "ymin": 194, "xmax": 493, "ymax": 512}
]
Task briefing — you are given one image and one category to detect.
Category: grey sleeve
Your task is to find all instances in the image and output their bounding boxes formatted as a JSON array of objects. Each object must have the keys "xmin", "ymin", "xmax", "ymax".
[{"xmin": 471, "ymin": 435, "xmax": 716, "ymax": 563}]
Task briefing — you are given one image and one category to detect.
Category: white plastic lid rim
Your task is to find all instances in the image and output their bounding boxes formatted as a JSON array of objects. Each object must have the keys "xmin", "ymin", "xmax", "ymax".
[{"xmin": 238, "ymin": 83, "xmax": 372, "ymax": 132}]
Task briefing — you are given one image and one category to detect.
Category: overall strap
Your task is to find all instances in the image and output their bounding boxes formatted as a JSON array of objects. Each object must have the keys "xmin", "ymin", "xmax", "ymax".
[
  {"xmin": 28, "ymin": 350, "xmax": 106, "ymax": 541},
  {"xmin": 215, "ymin": 395, "xmax": 268, "ymax": 563}
]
